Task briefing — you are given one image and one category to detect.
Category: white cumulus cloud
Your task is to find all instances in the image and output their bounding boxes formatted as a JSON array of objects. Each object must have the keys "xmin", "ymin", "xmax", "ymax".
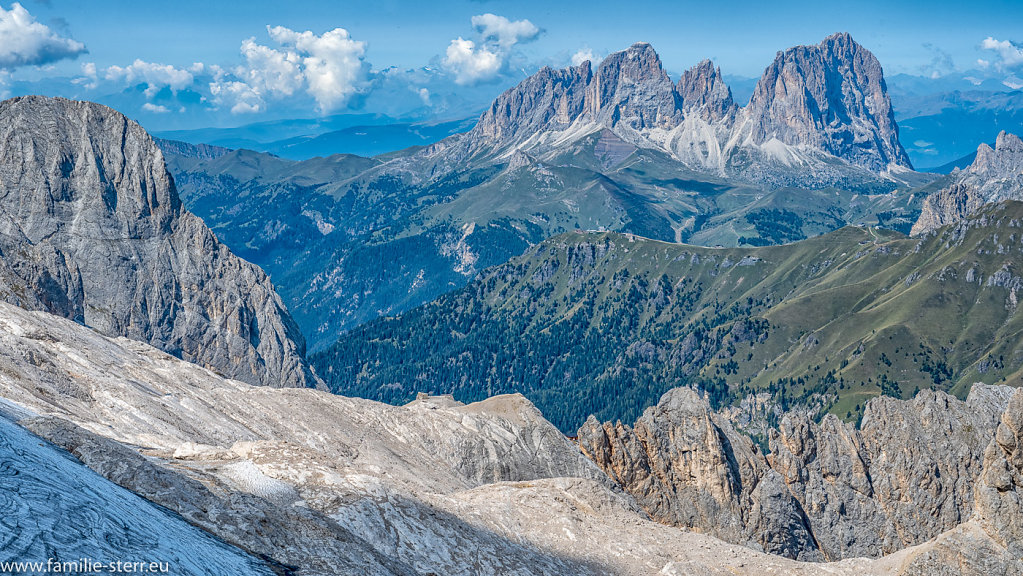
[
  {"xmin": 443, "ymin": 14, "xmax": 541, "ymax": 86},
  {"xmin": 141, "ymin": 102, "xmax": 170, "ymax": 114},
  {"xmin": 237, "ymin": 37, "xmax": 303, "ymax": 97},
  {"xmin": 210, "ymin": 25, "xmax": 369, "ymax": 114},
  {"xmin": 444, "ymin": 37, "xmax": 501, "ymax": 85},
  {"xmin": 208, "ymin": 79, "xmax": 264, "ymax": 114},
  {"xmin": 571, "ymin": 48, "xmax": 598, "ymax": 67},
  {"xmin": 0, "ymin": 2, "xmax": 85, "ymax": 69},
  {"xmin": 981, "ymin": 37, "xmax": 1023, "ymax": 70},
  {"xmin": 269, "ymin": 25, "xmax": 368, "ymax": 112},
  {"xmin": 105, "ymin": 59, "xmax": 195, "ymax": 98},
  {"xmin": 471, "ymin": 13, "xmax": 540, "ymax": 51}
]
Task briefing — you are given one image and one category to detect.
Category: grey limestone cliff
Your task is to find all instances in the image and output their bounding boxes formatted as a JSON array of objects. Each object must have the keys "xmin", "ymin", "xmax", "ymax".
[
  {"xmin": 742, "ymin": 32, "xmax": 910, "ymax": 173},
  {"xmin": 458, "ymin": 33, "xmax": 910, "ymax": 180},
  {"xmin": 677, "ymin": 59, "xmax": 737, "ymax": 123},
  {"xmin": 0, "ymin": 96, "xmax": 316, "ymax": 388},
  {"xmin": 913, "ymin": 131, "xmax": 1023, "ymax": 235},
  {"xmin": 584, "ymin": 42, "xmax": 682, "ymax": 133},
  {"xmin": 471, "ymin": 42, "xmax": 680, "ymax": 153},
  {"xmin": 472, "ymin": 62, "xmax": 593, "ymax": 149},
  {"xmin": 577, "ymin": 384, "xmax": 1016, "ymax": 562}
]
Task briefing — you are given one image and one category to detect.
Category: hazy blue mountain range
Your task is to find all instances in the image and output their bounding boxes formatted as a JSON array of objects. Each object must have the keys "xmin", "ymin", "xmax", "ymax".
[
  {"xmin": 158, "ymin": 115, "xmax": 478, "ymax": 160},
  {"xmin": 887, "ymin": 77, "xmax": 1023, "ymax": 170},
  {"xmin": 162, "ymin": 34, "xmax": 940, "ymax": 352}
]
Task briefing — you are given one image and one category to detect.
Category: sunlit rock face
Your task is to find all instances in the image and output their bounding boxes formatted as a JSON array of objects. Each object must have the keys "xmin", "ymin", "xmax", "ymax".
[{"xmin": 0, "ymin": 96, "xmax": 316, "ymax": 388}]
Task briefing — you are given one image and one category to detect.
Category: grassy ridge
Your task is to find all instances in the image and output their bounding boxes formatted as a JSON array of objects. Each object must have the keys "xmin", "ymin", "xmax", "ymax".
[
  {"xmin": 167, "ymin": 130, "xmax": 925, "ymax": 351},
  {"xmin": 313, "ymin": 201, "xmax": 1023, "ymax": 432}
]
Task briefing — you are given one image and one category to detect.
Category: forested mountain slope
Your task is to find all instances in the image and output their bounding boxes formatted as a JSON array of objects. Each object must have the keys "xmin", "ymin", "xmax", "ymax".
[{"xmin": 315, "ymin": 201, "xmax": 1023, "ymax": 432}]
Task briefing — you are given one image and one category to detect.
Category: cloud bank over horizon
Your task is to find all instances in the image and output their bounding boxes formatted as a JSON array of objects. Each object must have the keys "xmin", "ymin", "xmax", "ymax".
[{"xmin": 0, "ymin": 1, "xmax": 1021, "ymax": 130}]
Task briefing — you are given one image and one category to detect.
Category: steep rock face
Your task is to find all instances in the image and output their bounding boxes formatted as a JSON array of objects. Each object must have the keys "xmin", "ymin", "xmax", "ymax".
[
  {"xmin": 471, "ymin": 62, "xmax": 593, "ymax": 150},
  {"xmin": 742, "ymin": 32, "xmax": 910, "ymax": 172},
  {"xmin": 912, "ymin": 132, "xmax": 1023, "ymax": 234},
  {"xmin": 584, "ymin": 42, "xmax": 682, "ymax": 132},
  {"xmin": 677, "ymin": 59, "xmax": 737, "ymax": 123},
  {"xmin": 974, "ymin": 388, "xmax": 1023, "ymax": 552},
  {"xmin": 469, "ymin": 43, "xmax": 680, "ymax": 153},
  {"xmin": 768, "ymin": 386, "xmax": 1011, "ymax": 560},
  {"xmin": 0, "ymin": 96, "xmax": 315, "ymax": 388},
  {"xmin": 578, "ymin": 384, "xmax": 1014, "ymax": 561},
  {"xmin": 457, "ymin": 34, "xmax": 909, "ymax": 182},
  {"xmin": 577, "ymin": 388, "xmax": 821, "ymax": 561}
]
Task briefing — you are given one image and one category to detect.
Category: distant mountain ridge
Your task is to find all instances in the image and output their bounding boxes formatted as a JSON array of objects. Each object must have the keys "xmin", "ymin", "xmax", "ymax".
[
  {"xmin": 161, "ymin": 33, "xmax": 933, "ymax": 351},
  {"xmin": 445, "ymin": 33, "xmax": 911, "ymax": 185},
  {"xmin": 157, "ymin": 116, "xmax": 478, "ymax": 160}
]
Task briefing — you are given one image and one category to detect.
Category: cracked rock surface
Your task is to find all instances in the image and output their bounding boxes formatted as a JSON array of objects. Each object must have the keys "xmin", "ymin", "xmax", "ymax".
[
  {"xmin": 2, "ymin": 300, "xmax": 1016, "ymax": 575},
  {"xmin": 0, "ymin": 96, "xmax": 316, "ymax": 388}
]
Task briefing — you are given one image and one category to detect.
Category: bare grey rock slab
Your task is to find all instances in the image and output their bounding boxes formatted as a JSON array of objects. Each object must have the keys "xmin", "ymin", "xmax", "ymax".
[{"xmin": 0, "ymin": 95, "xmax": 316, "ymax": 389}]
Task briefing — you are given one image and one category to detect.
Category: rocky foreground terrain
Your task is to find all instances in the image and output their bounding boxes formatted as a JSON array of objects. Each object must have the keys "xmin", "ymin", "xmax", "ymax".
[
  {"xmin": 0, "ymin": 96, "xmax": 316, "ymax": 389},
  {"xmin": 579, "ymin": 386, "xmax": 1015, "ymax": 562},
  {"xmin": 0, "ymin": 299, "xmax": 1020, "ymax": 575}
]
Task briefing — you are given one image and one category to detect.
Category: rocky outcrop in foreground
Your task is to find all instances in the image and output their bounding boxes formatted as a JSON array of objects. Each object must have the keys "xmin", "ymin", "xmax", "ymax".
[
  {"xmin": 577, "ymin": 385, "xmax": 1020, "ymax": 569},
  {"xmin": 913, "ymin": 131, "xmax": 1023, "ymax": 235},
  {"xmin": 1, "ymin": 300, "xmax": 1016, "ymax": 575},
  {"xmin": 0, "ymin": 96, "xmax": 316, "ymax": 388}
]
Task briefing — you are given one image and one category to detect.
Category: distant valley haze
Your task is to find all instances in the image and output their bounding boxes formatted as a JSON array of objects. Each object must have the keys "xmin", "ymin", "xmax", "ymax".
[{"xmin": 0, "ymin": 0, "xmax": 1021, "ymax": 167}]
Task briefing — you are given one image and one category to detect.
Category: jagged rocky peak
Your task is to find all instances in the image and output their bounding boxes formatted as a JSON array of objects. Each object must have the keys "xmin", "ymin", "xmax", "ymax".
[
  {"xmin": 470, "ymin": 42, "xmax": 681, "ymax": 150},
  {"xmin": 745, "ymin": 32, "xmax": 911, "ymax": 172},
  {"xmin": 0, "ymin": 96, "xmax": 317, "ymax": 389},
  {"xmin": 585, "ymin": 42, "xmax": 681, "ymax": 131},
  {"xmin": 458, "ymin": 34, "xmax": 909, "ymax": 183},
  {"xmin": 677, "ymin": 59, "xmax": 736, "ymax": 123},
  {"xmin": 472, "ymin": 61, "xmax": 592, "ymax": 146},
  {"xmin": 578, "ymin": 383, "xmax": 1017, "ymax": 563},
  {"xmin": 912, "ymin": 131, "xmax": 1023, "ymax": 235},
  {"xmin": 972, "ymin": 131, "xmax": 1023, "ymax": 177}
]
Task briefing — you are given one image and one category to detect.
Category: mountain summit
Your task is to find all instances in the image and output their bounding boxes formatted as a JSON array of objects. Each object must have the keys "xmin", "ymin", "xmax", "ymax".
[
  {"xmin": 912, "ymin": 131, "xmax": 1023, "ymax": 234},
  {"xmin": 677, "ymin": 59, "xmax": 736, "ymax": 123},
  {"xmin": 459, "ymin": 33, "xmax": 911, "ymax": 183},
  {"xmin": 0, "ymin": 96, "xmax": 317, "ymax": 388},
  {"xmin": 743, "ymin": 32, "xmax": 910, "ymax": 172}
]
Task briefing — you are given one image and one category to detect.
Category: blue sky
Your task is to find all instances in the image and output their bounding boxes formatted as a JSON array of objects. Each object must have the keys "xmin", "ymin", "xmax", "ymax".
[{"xmin": 3, "ymin": 0, "xmax": 1023, "ymax": 129}]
